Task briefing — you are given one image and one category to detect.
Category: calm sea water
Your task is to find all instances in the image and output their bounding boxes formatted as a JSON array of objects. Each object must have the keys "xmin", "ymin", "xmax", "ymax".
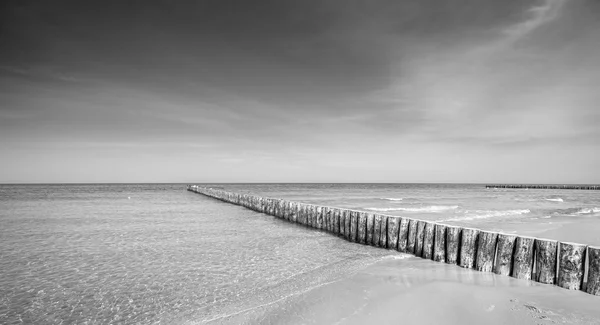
[{"xmin": 1, "ymin": 183, "xmax": 599, "ymax": 324}]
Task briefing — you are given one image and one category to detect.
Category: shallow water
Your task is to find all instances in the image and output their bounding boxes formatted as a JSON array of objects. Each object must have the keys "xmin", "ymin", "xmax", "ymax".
[
  {"xmin": 0, "ymin": 184, "xmax": 394, "ymax": 324},
  {"xmin": 216, "ymin": 183, "xmax": 600, "ymax": 244},
  {"xmin": 1, "ymin": 183, "xmax": 599, "ymax": 324}
]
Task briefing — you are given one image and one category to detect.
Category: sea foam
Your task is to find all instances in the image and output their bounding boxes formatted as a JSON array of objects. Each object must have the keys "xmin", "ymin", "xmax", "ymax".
[
  {"xmin": 366, "ymin": 205, "xmax": 459, "ymax": 212},
  {"xmin": 439, "ymin": 209, "xmax": 531, "ymax": 222}
]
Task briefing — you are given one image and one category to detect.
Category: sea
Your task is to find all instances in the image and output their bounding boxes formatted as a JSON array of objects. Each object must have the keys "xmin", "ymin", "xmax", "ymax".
[{"xmin": 1, "ymin": 183, "xmax": 599, "ymax": 324}]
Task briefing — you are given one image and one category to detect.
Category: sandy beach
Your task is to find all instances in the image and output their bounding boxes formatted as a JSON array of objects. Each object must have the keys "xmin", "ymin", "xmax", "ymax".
[{"xmin": 226, "ymin": 256, "xmax": 600, "ymax": 325}]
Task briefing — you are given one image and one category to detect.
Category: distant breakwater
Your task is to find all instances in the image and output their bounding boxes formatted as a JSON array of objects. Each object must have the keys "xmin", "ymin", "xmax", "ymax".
[
  {"xmin": 486, "ymin": 184, "xmax": 599, "ymax": 190},
  {"xmin": 187, "ymin": 185, "xmax": 600, "ymax": 296}
]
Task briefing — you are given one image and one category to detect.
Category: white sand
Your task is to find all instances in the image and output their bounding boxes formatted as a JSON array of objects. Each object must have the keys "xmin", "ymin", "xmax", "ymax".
[{"xmin": 222, "ymin": 256, "xmax": 600, "ymax": 324}]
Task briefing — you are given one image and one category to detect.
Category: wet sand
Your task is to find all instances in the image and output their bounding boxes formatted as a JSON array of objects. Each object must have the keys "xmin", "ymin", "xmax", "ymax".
[{"xmin": 223, "ymin": 255, "xmax": 600, "ymax": 325}]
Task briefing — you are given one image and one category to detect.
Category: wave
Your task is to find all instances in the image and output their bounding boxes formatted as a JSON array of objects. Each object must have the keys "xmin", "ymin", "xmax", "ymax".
[
  {"xmin": 545, "ymin": 198, "xmax": 564, "ymax": 202},
  {"xmin": 549, "ymin": 207, "xmax": 600, "ymax": 217},
  {"xmin": 365, "ymin": 205, "xmax": 459, "ymax": 213},
  {"xmin": 575, "ymin": 207, "xmax": 600, "ymax": 215},
  {"xmin": 439, "ymin": 209, "xmax": 531, "ymax": 222},
  {"xmin": 380, "ymin": 198, "xmax": 403, "ymax": 201}
]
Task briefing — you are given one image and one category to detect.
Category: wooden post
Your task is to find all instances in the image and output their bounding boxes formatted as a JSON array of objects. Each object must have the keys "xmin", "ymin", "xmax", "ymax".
[
  {"xmin": 387, "ymin": 217, "xmax": 400, "ymax": 250},
  {"xmin": 534, "ymin": 238, "xmax": 558, "ymax": 284},
  {"xmin": 290, "ymin": 202, "xmax": 298, "ymax": 223},
  {"xmin": 339, "ymin": 209, "xmax": 347, "ymax": 238},
  {"xmin": 414, "ymin": 221, "xmax": 426, "ymax": 257},
  {"xmin": 460, "ymin": 228, "xmax": 479, "ymax": 269},
  {"xmin": 329, "ymin": 207, "xmax": 335, "ymax": 232},
  {"xmin": 423, "ymin": 222, "xmax": 435, "ymax": 259},
  {"xmin": 373, "ymin": 215, "xmax": 382, "ymax": 247},
  {"xmin": 512, "ymin": 236, "xmax": 535, "ymax": 280},
  {"xmin": 296, "ymin": 204, "xmax": 304, "ymax": 225},
  {"xmin": 283, "ymin": 200, "xmax": 289, "ymax": 220},
  {"xmin": 269, "ymin": 199, "xmax": 275, "ymax": 215},
  {"xmin": 344, "ymin": 209, "xmax": 352, "ymax": 240},
  {"xmin": 433, "ymin": 224, "xmax": 446, "ymax": 262},
  {"xmin": 397, "ymin": 218, "xmax": 409, "ymax": 253},
  {"xmin": 333, "ymin": 208, "xmax": 340, "ymax": 234},
  {"xmin": 475, "ymin": 231, "xmax": 498, "ymax": 272},
  {"xmin": 303, "ymin": 204, "xmax": 311, "ymax": 226},
  {"xmin": 557, "ymin": 242, "xmax": 586, "ymax": 290},
  {"xmin": 587, "ymin": 246, "xmax": 600, "ymax": 295},
  {"xmin": 350, "ymin": 211, "xmax": 358, "ymax": 242},
  {"xmin": 316, "ymin": 206, "xmax": 323, "ymax": 230},
  {"xmin": 407, "ymin": 219, "xmax": 418, "ymax": 254},
  {"xmin": 493, "ymin": 233, "xmax": 516, "ymax": 276},
  {"xmin": 366, "ymin": 213, "xmax": 375, "ymax": 245},
  {"xmin": 282, "ymin": 201, "xmax": 289, "ymax": 221},
  {"xmin": 274, "ymin": 200, "xmax": 281, "ymax": 218},
  {"xmin": 358, "ymin": 212, "xmax": 367, "ymax": 244},
  {"xmin": 446, "ymin": 226, "xmax": 461, "ymax": 265},
  {"xmin": 380, "ymin": 215, "xmax": 388, "ymax": 248}
]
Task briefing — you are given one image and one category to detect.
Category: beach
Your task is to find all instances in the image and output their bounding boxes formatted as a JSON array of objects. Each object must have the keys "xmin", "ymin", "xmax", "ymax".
[
  {"xmin": 231, "ymin": 256, "xmax": 600, "ymax": 325},
  {"xmin": 1, "ymin": 183, "xmax": 599, "ymax": 324}
]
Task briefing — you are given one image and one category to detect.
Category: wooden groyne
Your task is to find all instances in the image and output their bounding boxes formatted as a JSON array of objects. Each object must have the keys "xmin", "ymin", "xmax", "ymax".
[
  {"xmin": 486, "ymin": 184, "xmax": 600, "ymax": 190},
  {"xmin": 187, "ymin": 185, "xmax": 600, "ymax": 296}
]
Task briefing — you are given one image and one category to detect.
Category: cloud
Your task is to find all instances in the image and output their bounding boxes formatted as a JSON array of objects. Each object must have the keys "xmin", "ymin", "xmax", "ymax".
[{"xmin": 502, "ymin": 0, "xmax": 566, "ymax": 42}]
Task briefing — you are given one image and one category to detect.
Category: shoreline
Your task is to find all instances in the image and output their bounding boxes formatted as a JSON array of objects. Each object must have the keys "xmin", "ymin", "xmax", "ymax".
[{"xmin": 231, "ymin": 256, "xmax": 600, "ymax": 324}]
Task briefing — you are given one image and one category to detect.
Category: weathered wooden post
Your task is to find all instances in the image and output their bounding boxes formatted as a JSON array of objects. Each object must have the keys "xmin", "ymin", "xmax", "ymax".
[
  {"xmin": 460, "ymin": 228, "xmax": 479, "ymax": 269},
  {"xmin": 493, "ymin": 233, "xmax": 516, "ymax": 276},
  {"xmin": 282, "ymin": 200, "xmax": 289, "ymax": 220},
  {"xmin": 397, "ymin": 218, "xmax": 410, "ymax": 253},
  {"xmin": 380, "ymin": 215, "xmax": 388, "ymax": 248},
  {"xmin": 290, "ymin": 202, "xmax": 298, "ymax": 223},
  {"xmin": 446, "ymin": 226, "xmax": 461, "ymax": 265},
  {"xmin": 387, "ymin": 217, "xmax": 400, "ymax": 250},
  {"xmin": 316, "ymin": 206, "xmax": 324, "ymax": 230},
  {"xmin": 407, "ymin": 219, "xmax": 418, "ymax": 254},
  {"xmin": 350, "ymin": 211, "xmax": 358, "ymax": 242},
  {"xmin": 358, "ymin": 212, "xmax": 368, "ymax": 244},
  {"xmin": 414, "ymin": 221, "xmax": 426, "ymax": 257},
  {"xmin": 344, "ymin": 209, "xmax": 352, "ymax": 240},
  {"xmin": 534, "ymin": 238, "xmax": 558, "ymax": 284},
  {"xmin": 373, "ymin": 214, "xmax": 382, "ymax": 247},
  {"xmin": 333, "ymin": 208, "xmax": 340, "ymax": 234},
  {"xmin": 340, "ymin": 209, "xmax": 348, "ymax": 238},
  {"xmin": 276, "ymin": 200, "xmax": 283, "ymax": 218},
  {"xmin": 366, "ymin": 213, "xmax": 375, "ymax": 245},
  {"xmin": 433, "ymin": 224, "xmax": 446, "ymax": 262},
  {"xmin": 423, "ymin": 222, "xmax": 435, "ymax": 259},
  {"xmin": 557, "ymin": 242, "xmax": 586, "ymax": 290},
  {"xmin": 512, "ymin": 236, "xmax": 535, "ymax": 280},
  {"xmin": 329, "ymin": 208, "xmax": 336, "ymax": 232},
  {"xmin": 475, "ymin": 231, "xmax": 498, "ymax": 272},
  {"xmin": 303, "ymin": 204, "xmax": 311, "ymax": 226},
  {"xmin": 587, "ymin": 246, "xmax": 600, "ymax": 295},
  {"xmin": 310, "ymin": 205, "xmax": 318, "ymax": 228}
]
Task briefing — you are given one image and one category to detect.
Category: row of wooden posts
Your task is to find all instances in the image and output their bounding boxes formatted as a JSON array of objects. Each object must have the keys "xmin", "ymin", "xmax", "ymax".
[
  {"xmin": 486, "ymin": 184, "xmax": 599, "ymax": 190},
  {"xmin": 187, "ymin": 185, "xmax": 600, "ymax": 296}
]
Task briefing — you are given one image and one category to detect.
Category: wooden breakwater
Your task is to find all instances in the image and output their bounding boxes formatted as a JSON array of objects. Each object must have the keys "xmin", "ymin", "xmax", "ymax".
[
  {"xmin": 187, "ymin": 185, "xmax": 600, "ymax": 296},
  {"xmin": 486, "ymin": 184, "xmax": 600, "ymax": 190}
]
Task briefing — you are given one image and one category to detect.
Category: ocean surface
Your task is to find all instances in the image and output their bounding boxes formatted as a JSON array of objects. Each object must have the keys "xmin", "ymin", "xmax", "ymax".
[{"xmin": 1, "ymin": 183, "xmax": 599, "ymax": 324}]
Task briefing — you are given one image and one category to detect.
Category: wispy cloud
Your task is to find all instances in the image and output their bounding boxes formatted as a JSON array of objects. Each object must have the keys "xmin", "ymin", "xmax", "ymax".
[{"xmin": 503, "ymin": 0, "xmax": 566, "ymax": 42}]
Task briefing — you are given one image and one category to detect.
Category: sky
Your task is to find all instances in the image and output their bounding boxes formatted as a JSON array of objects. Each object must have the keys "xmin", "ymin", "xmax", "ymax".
[{"xmin": 1, "ymin": 0, "xmax": 599, "ymax": 184}]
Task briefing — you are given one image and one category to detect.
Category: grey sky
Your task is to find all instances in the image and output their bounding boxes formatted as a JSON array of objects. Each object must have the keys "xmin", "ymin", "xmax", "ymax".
[{"xmin": 1, "ymin": 0, "xmax": 599, "ymax": 183}]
